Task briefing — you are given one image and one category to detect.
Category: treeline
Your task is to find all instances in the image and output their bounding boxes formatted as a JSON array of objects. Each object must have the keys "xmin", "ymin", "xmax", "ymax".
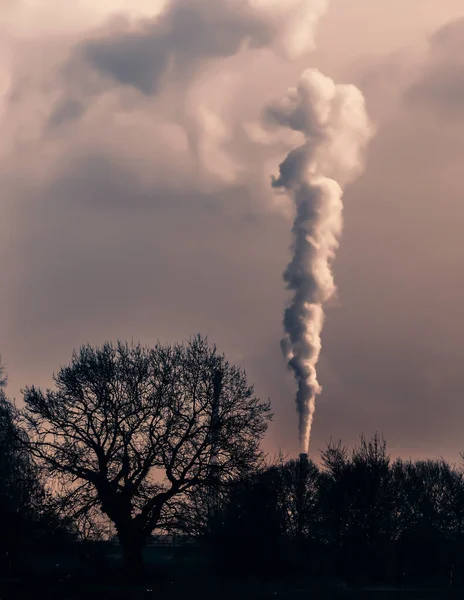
[
  {"xmin": 178, "ymin": 435, "xmax": 464, "ymax": 587},
  {"xmin": 1, "ymin": 339, "xmax": 463, "ymax": 589}
]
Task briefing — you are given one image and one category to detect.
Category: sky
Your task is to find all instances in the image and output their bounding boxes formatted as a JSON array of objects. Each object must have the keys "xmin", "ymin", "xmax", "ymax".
[{"xmin": 1, "ymin": 0, "xmax": 464, "ymax": 462}]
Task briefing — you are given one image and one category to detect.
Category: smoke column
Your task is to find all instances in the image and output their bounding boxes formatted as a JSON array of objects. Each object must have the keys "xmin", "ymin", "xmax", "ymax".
[{"xmin": 267, "ymin": 69, "xmax": 373, "ymax": 452}]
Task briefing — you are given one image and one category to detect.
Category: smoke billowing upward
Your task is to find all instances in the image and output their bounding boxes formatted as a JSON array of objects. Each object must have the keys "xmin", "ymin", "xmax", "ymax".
[{"xmin": 268, "ymin": 69, "xmax": 373, "ymax": 452}]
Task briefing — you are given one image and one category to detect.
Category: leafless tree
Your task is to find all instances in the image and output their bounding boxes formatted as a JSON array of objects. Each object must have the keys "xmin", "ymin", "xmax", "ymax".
[
  {"xmin": 0, "ymin": 358, "xmax": 7, "ymax": 389},
  {"xmin": 21, "ymin": 335, "xmax": 271, "ymax": 573}
]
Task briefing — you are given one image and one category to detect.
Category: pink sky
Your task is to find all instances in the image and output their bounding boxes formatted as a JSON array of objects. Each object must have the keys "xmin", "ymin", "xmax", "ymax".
[{"xmin": 1, "ymin": 0, "xmax": 464, "ymax": 462}]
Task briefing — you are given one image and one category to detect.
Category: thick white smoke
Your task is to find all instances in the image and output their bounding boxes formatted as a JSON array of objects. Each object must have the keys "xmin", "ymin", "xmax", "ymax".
[{"xmin": 267, "ymin": 69, "xmax": 373, "ymax": 452}]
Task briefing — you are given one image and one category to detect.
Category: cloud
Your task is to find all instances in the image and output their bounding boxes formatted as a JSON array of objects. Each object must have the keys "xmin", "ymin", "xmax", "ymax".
[
  {"xmin": 40, "ymin": 0, "xmax": 326, "ymax": 130},
  {"xmin": 76, "ymin": 17, "xmax": 171, "ymax": 96},
  {"xmin": 405, "ymin": 17, "xmax": 464, "ymax": 116},
  {"xmin": 1, "ymin": 1, "xmax": 328, "ymax": 397},
  {"xmin": 3, "ymin": 0, "xmax": 464, "ymax": 463}
]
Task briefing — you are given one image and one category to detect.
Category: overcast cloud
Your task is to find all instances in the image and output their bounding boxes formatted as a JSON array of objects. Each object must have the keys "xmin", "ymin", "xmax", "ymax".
[{"xmin": 1, "ymin": 0, "xmax": 464, "ymax": 461}]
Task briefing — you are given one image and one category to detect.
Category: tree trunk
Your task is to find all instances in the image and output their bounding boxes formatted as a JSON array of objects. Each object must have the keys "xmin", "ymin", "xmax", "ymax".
[{"xmin": 118, "ymin": 529, "xmax": 146, "ymax": 578}]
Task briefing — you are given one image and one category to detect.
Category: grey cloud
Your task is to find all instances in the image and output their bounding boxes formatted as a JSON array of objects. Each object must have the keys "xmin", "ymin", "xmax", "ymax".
[
  {"xmin": 40, "ymin": 1, "xmax": 317, "ymax": 133},
  {"xmin": 405, "ymin": 17, "xmax": 464, "ymax": 115},
  {"xmin": 431, "ymin": 17, "xmax": 464, "ymax": 55},
  {"xmin": 47, "ymin": 98, "xmax": 86, "ymax": 127},
  {"xmin": 161, "ymin": 0, "xmax": 270, "ymax": 60},
  {"xmin": 56, "ymin": 0, "xmax": 271, "ymax": 105},
  {"xmin": 80, "ymin": 21, "xmax": 170, "ymax": 95},
  {"xmin": 45, "ymin": 151, "xmax": 258, "ymax": 217},
  {"xmin": 48, "ymin": 153, "xmax": 181, "ymax": 210}
]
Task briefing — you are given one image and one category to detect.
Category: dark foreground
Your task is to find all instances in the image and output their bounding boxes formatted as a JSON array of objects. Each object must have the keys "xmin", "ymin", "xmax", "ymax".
[
  {"xmin": 2, "ymin": 577, "xmax": 463, "ymax": 600},
  {"xmin": 3, "ymin": 541, "xmax": 463, "ymax": 599}
]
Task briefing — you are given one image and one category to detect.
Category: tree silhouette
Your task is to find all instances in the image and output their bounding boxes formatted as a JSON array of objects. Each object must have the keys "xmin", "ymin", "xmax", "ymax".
[
  {"xmin": 212, "ymin": 465, "xmax": 286, "ymax": 575},
  {"xmin": 275, "ymin": 457, "xmax": 321, "ymax": 542},
  {"xmin": 392, "ymin": 458, "xmax": 464, "ymax": 585},
  {"xmin": 0, "ymin": 364, "xmax": 35, "ymax": 573},
  {"xmin": 0, "ymin": 361, "xmax": 74, "ymax": 576},
  {"xmin": 319, "ymin": 434, "xmax": 398, "ymax": 583},
  {"xmin": 21, "ymin": 336, "xmax": 271, "ymax": 574}
]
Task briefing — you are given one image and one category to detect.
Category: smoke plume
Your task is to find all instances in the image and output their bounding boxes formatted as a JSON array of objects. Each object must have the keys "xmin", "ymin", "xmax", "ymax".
[{"xmin": 267, "ymin": 69, "xmax": 373, "ymax": 452}]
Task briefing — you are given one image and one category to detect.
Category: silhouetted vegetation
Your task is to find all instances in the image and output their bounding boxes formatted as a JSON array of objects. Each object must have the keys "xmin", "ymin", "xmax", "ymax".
[
  {"xmin": 167, "ymin": 433, "xmax": 464, "ymax": 590},
  {"xmin": 0, "ymin": 362, "xmax": 77, "ymax": 581},
  {"xmin": 19, "ymin": 336, "xmax": 271, "ymax": 575},
  {"xmin": 2, "ymin": 343, "xmax": 464, "ymax": 598}
]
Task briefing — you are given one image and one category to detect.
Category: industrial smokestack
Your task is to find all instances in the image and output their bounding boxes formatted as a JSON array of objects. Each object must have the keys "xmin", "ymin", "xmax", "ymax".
[{"xmin": 268, "ymin": 69, "xmax": 373, "ymax": 453}]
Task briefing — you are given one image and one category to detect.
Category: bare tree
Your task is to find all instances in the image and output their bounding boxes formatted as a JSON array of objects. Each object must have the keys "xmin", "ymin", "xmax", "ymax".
[
  {"xmin": 0, "ymin": 358, "xmax": 7, "ymax": 389},
  {"xmin": 21, "ymin": 335, "xmax": 271, "ymax": 573}
]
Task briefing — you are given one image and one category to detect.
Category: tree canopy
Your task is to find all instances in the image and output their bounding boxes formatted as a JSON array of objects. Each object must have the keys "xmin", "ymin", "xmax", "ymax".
[{"xmin": 21, "ymin": 335, "xmax": 272, "ymax": 571}]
